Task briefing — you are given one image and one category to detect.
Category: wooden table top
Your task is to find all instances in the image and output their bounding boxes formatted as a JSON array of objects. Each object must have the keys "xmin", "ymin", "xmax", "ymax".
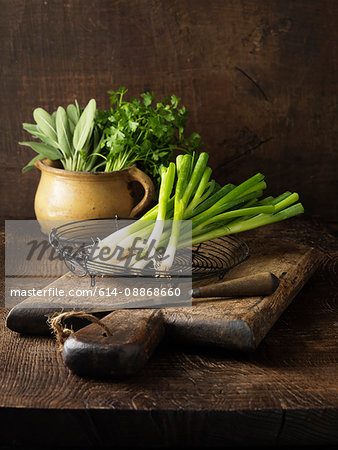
[{"xmin": 0, "ymin": 217, "xmax": 337, "ymax": 448}]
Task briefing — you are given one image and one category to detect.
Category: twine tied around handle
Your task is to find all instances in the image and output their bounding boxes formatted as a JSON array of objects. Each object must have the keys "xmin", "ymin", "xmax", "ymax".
[{"xmin": 48, "ymin": 311, "xmax": 113, "ymax": 349}]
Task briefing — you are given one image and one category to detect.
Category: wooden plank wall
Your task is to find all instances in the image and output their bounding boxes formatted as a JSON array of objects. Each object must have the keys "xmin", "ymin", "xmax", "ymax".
[{"xmin": 0, "ymin": 0, "xmax": 337, "ymax": 220}]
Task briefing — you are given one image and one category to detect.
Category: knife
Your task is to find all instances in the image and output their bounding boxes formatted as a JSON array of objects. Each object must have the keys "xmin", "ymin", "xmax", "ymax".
[{"xmin": 6, "ymin": 272, "xmax": 279, "ymax": 335}]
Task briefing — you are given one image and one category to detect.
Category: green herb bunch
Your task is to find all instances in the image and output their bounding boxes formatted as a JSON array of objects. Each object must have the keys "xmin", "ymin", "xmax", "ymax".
[
  {"xmin": 20, "ymin": 88, "xmax": 202, "ymax": 191},
  {"xmin": 96, "ymin": 87, "xmax": 202, "ymax": 188},
  {"xmin": 20, "ymin": 99, "xmax": 102, "ymax": 172}
]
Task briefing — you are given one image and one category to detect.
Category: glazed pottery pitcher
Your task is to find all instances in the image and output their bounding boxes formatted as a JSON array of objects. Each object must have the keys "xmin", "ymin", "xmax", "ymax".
[{"xmin": 34, "ymin": 159, "xmax": 154, "ymax": 232}]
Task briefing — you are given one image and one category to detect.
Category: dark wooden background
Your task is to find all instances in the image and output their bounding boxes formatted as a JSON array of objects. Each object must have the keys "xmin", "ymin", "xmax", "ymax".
[{"xmin": 1, "ymin": 0, "xmax": 337, "ymax": 221}]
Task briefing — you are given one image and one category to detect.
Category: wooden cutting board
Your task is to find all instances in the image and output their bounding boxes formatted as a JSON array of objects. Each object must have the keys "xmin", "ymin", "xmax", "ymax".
[
  {"xmin": 7, "ymin": 237, "xmax": 320, "ymax": 352},
  {"xmin": 163, "ymin": 238, "xmax": 319, "ymax": 350}
]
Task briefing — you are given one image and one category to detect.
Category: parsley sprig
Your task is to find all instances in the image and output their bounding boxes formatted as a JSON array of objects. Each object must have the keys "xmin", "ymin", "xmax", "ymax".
[{"xmin": 96, "ymin": 87, "xmax": 202, "ymax": 190}]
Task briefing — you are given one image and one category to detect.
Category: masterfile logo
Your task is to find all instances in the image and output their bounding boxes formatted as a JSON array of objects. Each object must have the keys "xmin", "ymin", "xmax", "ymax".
[{"xmin": 5, "ymin": 220, "xmax": 192, "ymax": 309}]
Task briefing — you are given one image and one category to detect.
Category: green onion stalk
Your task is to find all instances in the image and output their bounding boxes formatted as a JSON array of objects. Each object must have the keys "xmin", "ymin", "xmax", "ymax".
[{"xmin": 90, "ymin": 152, "xmax": 304, "ymax": 270}]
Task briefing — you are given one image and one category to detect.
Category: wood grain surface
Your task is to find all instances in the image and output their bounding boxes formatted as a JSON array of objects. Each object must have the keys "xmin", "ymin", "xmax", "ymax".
[
  {"xmin": 1, "ymin": 0, "xmax": 337, "ymax": 222},
  {"xmin": 0, "ymin": 217, "xmax": 337, "ymax": 447}
]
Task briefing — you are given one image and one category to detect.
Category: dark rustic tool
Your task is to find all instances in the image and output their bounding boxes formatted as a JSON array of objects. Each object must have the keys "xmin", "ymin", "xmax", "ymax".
[
  {"xmin": 191, "ymin": 272, "xmax": 279, "ymax": 298},
  {"xmin": 62, "ymin": 309, "xmax": 164, "ymax": 378}
]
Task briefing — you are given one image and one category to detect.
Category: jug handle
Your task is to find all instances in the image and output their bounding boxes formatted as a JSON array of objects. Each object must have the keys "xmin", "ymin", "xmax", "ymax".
[{"xmin": 128, "ymin": 166, "xmax": 155, "ymax": 217}]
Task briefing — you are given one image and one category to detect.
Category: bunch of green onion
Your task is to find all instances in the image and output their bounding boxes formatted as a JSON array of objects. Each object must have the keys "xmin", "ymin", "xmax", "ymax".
[{"xmin": 92, "ymin": 152, "xmax": 304, "ymax": 270}]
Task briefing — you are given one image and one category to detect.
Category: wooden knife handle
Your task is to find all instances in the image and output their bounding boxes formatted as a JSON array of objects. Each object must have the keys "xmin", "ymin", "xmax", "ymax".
[
  {"xmin": 192, "ymin": 272, "xmax": 280, "ymax": 298},
  {"xmin": 62, "ymin": 309, "xmax": 164, "ymax": 378}
]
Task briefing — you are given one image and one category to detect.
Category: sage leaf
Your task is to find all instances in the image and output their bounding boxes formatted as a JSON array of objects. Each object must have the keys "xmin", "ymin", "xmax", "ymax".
[
  {"xmin": 23, "ymin": 123, "xmax": 60, "ymax": 148},
  {"xmin": 67, "ymin": 104, "xmax": 78, "ymax": 134},
  {"xmin": 22, "ymin": 123, "xmax": 39, "ymax": 135},
  {"xmin": 22, "ymin": 154, "xmax": 45, "ymax": 173},
  {"xmin": 37, "ymin": 132, "xmax": 61, "ymax": 149},
  {"xmin": 68, "ymin": 119, "xmax": 75, "ymax": 134},
  {"xmin": 73, "ymin": 99, "xmax": 96, "ymax": 152},
  {"xmin": 33, "ymin": 108, "xmax": 58, "ymax": 143},
  {"xmin": 82, "ymin": 131, "xmax": 93, "ymax": 153},
  {"xmin": 75, "ymin": 99, "xmax": 81, "ymax": 117},
  {"xmin": 67, "ymin": 103, "xmax": 80, "ymax": 125},
  {"xmin": 56, "ymin": 106, "xmax": 73, "ymax": 158},
  {"xmin": 19, "ymin": 141, "xmax": 62, "ymax": 160}
]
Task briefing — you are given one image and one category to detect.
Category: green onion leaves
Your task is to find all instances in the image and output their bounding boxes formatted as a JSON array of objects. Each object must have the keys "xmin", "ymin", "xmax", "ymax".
[{"xmin": 94, "ymin": 156, "xmax": 304, "ymax": 271}]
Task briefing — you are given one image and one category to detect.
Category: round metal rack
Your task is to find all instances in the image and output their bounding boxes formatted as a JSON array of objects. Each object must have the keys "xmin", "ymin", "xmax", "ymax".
[{"xmin": 49, "ymin": 218, "xmax": 250, "ymax": 283}]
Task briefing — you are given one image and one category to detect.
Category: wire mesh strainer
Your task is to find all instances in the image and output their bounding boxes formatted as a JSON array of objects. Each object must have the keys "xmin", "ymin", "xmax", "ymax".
[{"xmin": 49, "ymin": 218, "xmax": 250, "ymax": 283}]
